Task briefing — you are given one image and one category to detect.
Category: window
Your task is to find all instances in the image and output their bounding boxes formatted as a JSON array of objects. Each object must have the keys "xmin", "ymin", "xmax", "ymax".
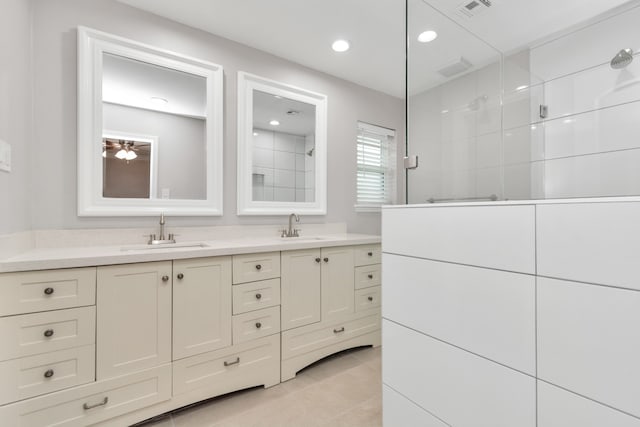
[{"xmin": 356, "ymin": 122, "xmax": 396, "ymax": 211}]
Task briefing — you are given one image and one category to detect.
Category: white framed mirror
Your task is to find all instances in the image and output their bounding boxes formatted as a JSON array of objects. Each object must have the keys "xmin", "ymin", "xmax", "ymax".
[
  {"xmin": 77, "ymin": 27, "xmax": 224, "ymax": 216},
  {"xmin": 237, "ymin": 72, "xmax": 327, "ymax": 215}
]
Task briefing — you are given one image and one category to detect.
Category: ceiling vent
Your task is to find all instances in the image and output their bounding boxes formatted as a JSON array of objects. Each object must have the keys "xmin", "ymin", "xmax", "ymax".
[
  {"xmin": 437, "ymin": 57, "xmax": 473, "ymax": 78},
  {"xmin": 457, "ymin": 0, "xmax": 491, "ymax": 18}
]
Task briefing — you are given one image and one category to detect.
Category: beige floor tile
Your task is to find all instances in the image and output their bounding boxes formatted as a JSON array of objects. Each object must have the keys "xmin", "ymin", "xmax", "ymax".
[{"xmin": 322, "ymin": 394, "xmax": 382, "ymax": 427}]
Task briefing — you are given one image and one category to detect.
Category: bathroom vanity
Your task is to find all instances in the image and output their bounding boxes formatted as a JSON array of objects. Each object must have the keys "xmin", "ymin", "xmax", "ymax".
[{"xmin": 0, "ymin": 233, "xmax": 380, "ymax": 426}]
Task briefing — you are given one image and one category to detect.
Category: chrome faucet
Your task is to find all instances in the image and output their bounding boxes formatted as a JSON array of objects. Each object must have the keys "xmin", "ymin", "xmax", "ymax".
[
  {"xmin": 148, "ymin": 213, "xmax": 176, "ymax": 245},
  {"xmin": 282, "ymin": 213, "xmax": 300, "ymax": 237}
]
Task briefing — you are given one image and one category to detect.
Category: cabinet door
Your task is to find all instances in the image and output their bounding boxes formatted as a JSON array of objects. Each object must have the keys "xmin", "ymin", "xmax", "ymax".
[
  {"xmin": 96, "ymin": 262, "xmax": 172, "ymax": 380},
  {"xmin": 321, "ymin": 247, "xmax": 355, "ymax": 322},
  {"xmin": 173, "ymin": 257, "xmax": 232, "ymax": 360},
  {"xmin": 281, "ymin": 249, "xmax": 321, "ymax": 331}
]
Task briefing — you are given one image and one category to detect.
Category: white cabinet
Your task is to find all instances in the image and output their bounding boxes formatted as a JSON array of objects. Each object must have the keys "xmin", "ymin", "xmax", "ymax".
[
  {"xmin": 281, "ymin": 249, "xmax": 321, "ymax": 330},
  {"xmin": 96, "ymin": 262, "xmax": 172, "ymax": 380},
  {"xmin": 172, "ymin": 256, "xmax": 232, "ymax": 360},
  {"xmin": 320, "ymin": 246, "xmax": 355, "ymax": 322}
]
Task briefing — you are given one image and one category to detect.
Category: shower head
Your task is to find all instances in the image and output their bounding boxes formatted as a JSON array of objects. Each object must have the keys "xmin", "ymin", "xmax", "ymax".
[
  {"xmin": 306, "ymin": 148, "xmax": 314, "ymax": 157},
  {"xmin": 611, "ymin": 48, "xmax": 634, "ymax": 69}
]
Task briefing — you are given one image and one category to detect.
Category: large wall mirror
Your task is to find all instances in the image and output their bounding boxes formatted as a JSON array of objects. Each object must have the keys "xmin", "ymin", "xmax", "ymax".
[
  {"xmin": 237, "ymin": 72, "xmax": 327, "ymax": 215},
  {"xmin": 77, "ymin": 27, "xmax": 223, "ymax": 216}
]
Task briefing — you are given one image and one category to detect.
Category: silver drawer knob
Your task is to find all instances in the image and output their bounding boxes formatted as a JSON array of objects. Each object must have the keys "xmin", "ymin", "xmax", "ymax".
[
  {"xmin": 367, "ymin": 252, "xmax": 373, "ymax": 256},
  {"xmin": 255, "ymin": 322, "xmax": 262, "ymax": 329},
  {"xmin": 255, "ymin": 293, "xmax": 262, "ymax": 300},
  {"xmin": 368, "ymin": 296, "xmax": 373, "ymax": 302},
  {"xmin": 177, "ymin": 273, "xmax": 184, "ymax": 280},
  {"xmin": 44, "ymin": 329, "xmax": 54, "ymax": 338},
  {"xmin": 255, "ymin": 264, "xmax": 262, "ymax": 270},
  {"xmin": 44, "ymin": 287, "xmax": 54, "ymax": 295},
  {"xmin": 315, "ymin": 257, "xmax": 321, "ymax": 263},
  {"xmin": 162, "ymin": 275, "xmax": 169, "ymax": 282},
  {"xmin": 44, "ymin": 369, "xmax": 54, "ymax": 378},
  {"xmin": 367, "ymin": 274, "xmax": 373, "ymax": 279}
]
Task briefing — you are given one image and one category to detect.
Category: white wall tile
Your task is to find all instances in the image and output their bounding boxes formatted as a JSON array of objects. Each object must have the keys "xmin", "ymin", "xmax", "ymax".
[
  {"xmin": 382, "ymin": 205, "xmax": 536, "ymax": 273},
  {"xmin": 274, "ymin": 169, "xmax": 295, "ymax": 188},
  {"xmin": 383, "ymin": 254, "xmax": 536, "ymax": 374},
  {"xmin": 538, "ymin": 381, "xmax": 640, "ymax": 427},
  {"xmin": 274, "ymin": 133, "xmax": 297, "ymax": 153},
  {"xmin": 295, "ymin": 153, "xmax": 305, "ymax": 171},
  {"xmin": 252, "ymin": 167, "xmax": 274, "ymax": 186},
  {"xmin": 504, "ymin": 163, "xmax": 533, "ymax": 200},
  {"xmin": 538, "ymin": 277, "xmax": 640, "ymax": 417},
  {"xmin": 383, "ymin": 385, "xmax": 448, "ymax": 427},
  {"xmin": 503, "ymin": 124, "xmax": 543, "ymax": 165},
  {"xmin": 252, "ymin": 130, "xmax": 274, "ymax": 149},
  {"xmin": 544, "ymin": 101, "xmax": 640, "ymax": 160},
  {"xmin": 252, "ymin": 147, "xmax": 273, "ymax": 168},
  {"xmin": 383, "ymin": 320, "xmax": 536, "ymax": 427},
  {"xmin": 537, "ymin": 202, "xmax": 640, "ymax": 289},
  {"xmin": 530, "ymin": 5, "xmax": 640, "ymax": 83},
  {"xmin": 543, "ymin": 149, "xmax": 640, "ymax": 199},
  {"xmin": 274, "ymin": 151, "xmax": 296, "ymax": 170},
  {"xmin": 273, "ymin": 187, "xmax": 295, "ymax": 202},
  {"xmin": 295, "ymin": 189, "xmax": 305, "ymax": 202},
  {"xmin": 295, "ymin": 136, "xmax": 306, "ymax": 154},
  {"xmin": 476, "ymin": 132, "xmax": 502, "ymax": 169},
  {"xmin": 295, "ymin": 171, "xmax": 305, "ymax": 188},
  {"xmin": 475, "ymin": 166, "xmax": 502, "ymax": 199}
]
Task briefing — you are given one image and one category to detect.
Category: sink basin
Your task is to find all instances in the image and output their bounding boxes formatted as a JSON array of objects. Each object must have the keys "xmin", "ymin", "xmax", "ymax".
[
  {"xmin": 121, "ymin": 242, "xmax": 210, "ymax": 252},
  {"xmin": 280, "ymin": 236, "xmax": 328, "ymax": 242}
]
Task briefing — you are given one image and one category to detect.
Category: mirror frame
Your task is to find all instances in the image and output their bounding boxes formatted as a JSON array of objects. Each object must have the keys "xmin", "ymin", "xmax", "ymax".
[
  {"xmin": 77, "ymin": 26, "xmax": 224, "ymax": 216},
  {"xmin": 237, "ymin": 72, "xmax": 327, "ymax": 215}
]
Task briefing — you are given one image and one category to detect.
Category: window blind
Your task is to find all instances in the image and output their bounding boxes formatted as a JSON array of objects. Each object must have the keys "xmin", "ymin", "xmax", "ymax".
[{"xmin": 356, "ymin": 122, "xmax": 395, "ymax": 208}]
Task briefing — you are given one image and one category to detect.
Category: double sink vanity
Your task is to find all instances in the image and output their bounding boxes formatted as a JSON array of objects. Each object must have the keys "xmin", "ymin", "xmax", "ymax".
[{"xmin": 0, "ymin": 224, "xmax": 381, "ymax": 426}]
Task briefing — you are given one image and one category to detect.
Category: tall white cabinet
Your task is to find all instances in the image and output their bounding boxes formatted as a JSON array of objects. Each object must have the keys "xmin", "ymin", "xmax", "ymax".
[{"xmin": 382, "ymin": 201, "xmax": 640, "ymax": 426}]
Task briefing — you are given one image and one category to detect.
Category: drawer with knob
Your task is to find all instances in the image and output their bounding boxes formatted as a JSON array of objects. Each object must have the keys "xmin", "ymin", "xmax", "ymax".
[
  {"xmin": 0, "ymin": 306, "xmax": 95, "ymax": 362},
  {"xmin": 355, "ymin": 286, "xmax": 381, "ymax": 312},
  {"xmin": 232, "ymin": 252, "xmax": 280, "ymax": 284},
  {"xmin": 232, "ymin": 278, "xmax": 280, "ymax": 315},
  {"xmin": 0, "ymin": 268, "xmax": 96, "ymax": 316},
  {"xmin": 354, "ymin": 264, "xmax": 381, "ymax": 289},
  {"xmin": 354, "ymin": 245, "xmax": 381, "ymax": 266},
  {"xmin": 232, "ymin": 306, "xmax": 280, "ymax": 344},
  {"xmin": 0, "ymin": 344, "xmax": 95, "ymax": 405}
]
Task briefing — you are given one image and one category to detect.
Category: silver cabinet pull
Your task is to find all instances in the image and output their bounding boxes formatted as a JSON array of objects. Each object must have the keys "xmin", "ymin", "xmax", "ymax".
[
  {"xmin": 333, "ymin": 327, "xmax": 345, "ymax": 333},
  {"xmin": 224, "ymin": 357, "xmax": 240, "ymax": 366},
  {"xmin": 367, "ymin": 274, "xmax": 373, "ymax": 279},
  {"xmin": 255, "ymin": 322, "xmax": 262, "ymax": 329},
  {"xmin": 161, "ymin": 275, "xmax": 169, "ymax": 282},
  {"xmin": 255, "ymin": 264, "xmax": 262, "ymax": 270},
  {"xmin": 323, "ymin": 257, "xmax": 329, "ymax": 263},
  {"xmin": 367, "ymin": 252, "xmax": 373, "ymax": 256},
  {"xmin": 255, "ymin": 293, "xmax": 262, "ymax": 300},
  {"xmin": 368, "ymin": 296, "xmax": 374, "ymax": 302},
  {"xmin": 315, "ymin": 257, "xmax": 321, "ymax": 263},
  {"xmin": 83, "ymin": 397, "xmax": 108, "ymax": 410},
  {"xmin": 177, "ymin": 273, "xmax": 184, "ymax": 280},
  {"xmin": 44, "ymin": 329, "xmax": 54, "ymax": 338},
  {"xmin": 44, "ymin": 287, "xmax": 54, "ymax": 295},
  {"xmin": 44, "ymin": 369, "xmax": 54, "ymax": 378}
]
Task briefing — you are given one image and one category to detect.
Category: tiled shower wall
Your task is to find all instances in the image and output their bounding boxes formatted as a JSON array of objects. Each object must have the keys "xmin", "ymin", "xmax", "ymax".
[{"xmin": 252, "ymin": 129, "xmax": 315, "ymax": 202}]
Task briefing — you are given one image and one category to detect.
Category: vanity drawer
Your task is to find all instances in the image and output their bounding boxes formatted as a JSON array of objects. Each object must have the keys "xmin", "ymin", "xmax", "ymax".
[
  {"xmin": 232, "ymin": 252, "xmax": 280, "ymax": 284},
  {"xmin": 354, "ymin": 245, "xmax": 381, "ymax": 266},
  {"xmin": 282, "ymin": 312, "xmax": 380, "ymax": 360},
  {"xmin": 232, "ymin": 306, "xmax": 281, "ymax": 345},
  {"xmin": 0, "ymin": 268, "xmax": 96, "ymax": 317},
  {"xmin": 0, "ymin": 306, "xmax": 95, "ymax": 362},
  {"xmin": 355, "ymin": 286, "xmax": 381, "ymax": 312},
  {"xmin": 233, "ymin": 278, "xmax": 280, "ymax": 314},
  {"xmin": 0, "ymin": 344, "xmax": 95, "ymax": 405},
  {"xmin": 0, "ymin": 364, "xmax": 171, "ymax": 427},
  {"xmin": 173, "ymin": 334, "xmax": 280, "ymax": 396},
  {"xmin": 354, "ymin": 264, "xmax": 381, "ymax": 289}
]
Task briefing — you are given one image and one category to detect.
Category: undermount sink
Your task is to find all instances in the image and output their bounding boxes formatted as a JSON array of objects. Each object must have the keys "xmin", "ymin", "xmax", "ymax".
[
  {"xmin": 281, "ymin": 236, "xmax": 328, "ymax": 241},
  {"xmin": 121, "ymin": 242, "xmax": 210, "ymax": 252}
]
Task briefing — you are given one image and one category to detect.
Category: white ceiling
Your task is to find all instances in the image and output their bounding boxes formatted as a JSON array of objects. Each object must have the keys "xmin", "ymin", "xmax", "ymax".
[
  {"xmin": 117, "ymin": 0, "xmax": 637, "ymax": 99},
  {"xmin": 253, "ymin": 91, "xmax": 316, "ymax": 136}
]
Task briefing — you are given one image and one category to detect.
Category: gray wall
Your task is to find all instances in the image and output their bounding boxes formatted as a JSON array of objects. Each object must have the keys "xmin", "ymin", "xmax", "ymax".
[
  {"xmin": 0, "ymin": 0, "xmax": 32, "ymax": 234},
  {"xmin": 30, "ymin": 0, "xmax": 404, "ymax": 234}
]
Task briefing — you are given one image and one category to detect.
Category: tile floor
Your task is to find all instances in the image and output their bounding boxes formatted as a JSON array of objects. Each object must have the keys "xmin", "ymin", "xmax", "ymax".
[{"xmin": 136, "ymin": 345, "xmax": 382, "ymax": 427}]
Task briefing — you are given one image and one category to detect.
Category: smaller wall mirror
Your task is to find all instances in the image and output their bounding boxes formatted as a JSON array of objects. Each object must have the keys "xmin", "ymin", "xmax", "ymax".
[
  {"xmin": 77, "ymin": 27, "xmax": 224, "ymax": 216},
  {"xmin": 237, "ymin": 72, "xmax": 327, "ymax": 215}
]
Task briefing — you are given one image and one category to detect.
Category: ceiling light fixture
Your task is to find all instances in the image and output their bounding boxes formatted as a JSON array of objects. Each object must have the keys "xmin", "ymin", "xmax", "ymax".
[
  {"xmin": 417, "ymin": 30, "xmax": 438, "ymax": 43},
  {"xmin": 331, "ymin": 39, "xmax": 350, "ymax": 52},
  {"xmin": 269, "ymin": 120, "xmax": 280, "ymax": 126}
]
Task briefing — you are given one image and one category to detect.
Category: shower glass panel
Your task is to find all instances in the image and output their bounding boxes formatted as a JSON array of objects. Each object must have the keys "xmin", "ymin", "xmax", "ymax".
[{"xmin": 406, "ymin": 0, "xmax": 640, "ymax": 203}]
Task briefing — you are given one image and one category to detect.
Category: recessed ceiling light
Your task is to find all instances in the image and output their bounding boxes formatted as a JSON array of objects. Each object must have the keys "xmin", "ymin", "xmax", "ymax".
[
  {"xmin": 331, "ymin": 39, "xmax": 350, "ymax": 52},
  {"xmin": 269, "ymin": 120, "xmax": 280, "ymax": 126},
  {"xmin": 150, "ymin": 96, "xmax": 168, "ymax": 105},
  {"xmin": 417, "ymin": 30, "xmax": 438, "ymax": 43}
]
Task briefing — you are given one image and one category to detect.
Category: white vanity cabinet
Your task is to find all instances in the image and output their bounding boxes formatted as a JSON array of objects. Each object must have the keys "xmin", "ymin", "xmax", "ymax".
[
  {"xmin": 172, "ymin": 256, "xmax": 232, "ymax": 360},
  {"xmin": 96, "ymin": 261, "xmax": 172, "ymax": 380},
  {"xmin": 280, "ymin": 244, "xmax": 381, "ymax": 381}
]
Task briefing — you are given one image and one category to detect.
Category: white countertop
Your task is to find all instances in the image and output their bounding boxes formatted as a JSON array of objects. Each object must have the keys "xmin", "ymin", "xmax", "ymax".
[{"xmin": 0, "ymin": 233, "xmax": 381, "ymax": 273}]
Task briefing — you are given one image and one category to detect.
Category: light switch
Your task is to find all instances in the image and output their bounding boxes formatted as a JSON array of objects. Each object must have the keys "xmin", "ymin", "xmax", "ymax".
[{"xmin": 0, "ymin": 139, "xmax": 11, "ymax": 172}]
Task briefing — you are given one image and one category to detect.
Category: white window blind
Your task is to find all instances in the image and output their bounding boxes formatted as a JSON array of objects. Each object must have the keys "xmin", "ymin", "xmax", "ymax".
[{"xmin": 356, "ymin": 122, "xmax": 396, "ymax": 211}]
